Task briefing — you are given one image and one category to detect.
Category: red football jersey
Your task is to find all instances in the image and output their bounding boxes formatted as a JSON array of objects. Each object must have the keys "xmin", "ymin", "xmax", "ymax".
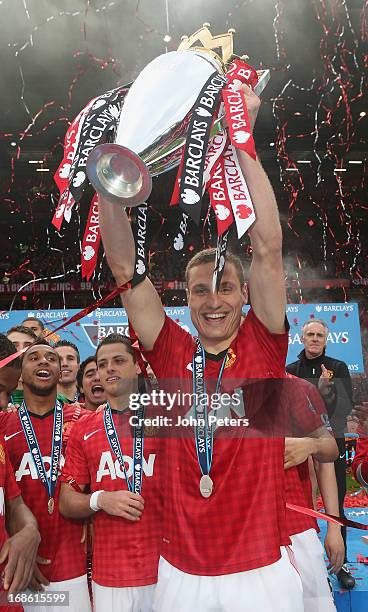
[
  {"xmin": 0, "ymin": 433, "xmax": 22, "ymax": 611},
  {"xmin": 141, "ymin": 310, "xmax": 290, "ymax": 575},
  {"xmin": 61, "ymin": 409, "xmax": 162, "ymax": 588},
  {"xmin": 285, "ymin": 377, "xmax": 331, "ymax": 536},
  {"xmin": 352, "ymin": 430, "xmax": 368, "ymax": 488},
  {"xmin": 0, "ymin": 434, "xmax": 21, "ymax": 575},
  {"xmin": 0, "ymin": 404, "xmax": 88, "ymax": 582}
]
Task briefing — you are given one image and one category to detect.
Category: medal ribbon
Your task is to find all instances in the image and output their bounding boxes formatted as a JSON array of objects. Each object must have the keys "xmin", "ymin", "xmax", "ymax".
[
  {"xmin": 192, "ymin": 339, "xmax": 227, "ymax": 479},
  {"xmin": 103, "ymin": 402, "xmax": 145, "ymax": 494},
  {"xmin": 18, "ymin": 400, "xmax": 64, "ymax": 501}
]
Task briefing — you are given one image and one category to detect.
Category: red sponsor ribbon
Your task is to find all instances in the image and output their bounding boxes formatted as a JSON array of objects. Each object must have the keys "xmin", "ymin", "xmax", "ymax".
[
  {"xmin": 53, "ymin": 97, "xmax": 97, "ymax": 229},
  {"xmin": 170, "ymin": 148, "xmax": 185, "ymax": 207},
  {"xmin": 203, "ymin": 130, "xmax": 228, "ymax": 187},
  {"xmin": 223, "ymin": 142, "xmax": 255, "ymax": 238},
  {"xmin": 226, "ymin": 58, "xmax": 259, "ymax": 90},
  {"xmin": 222, "ymin": 58, "xmax": 258, "ymax": 160},
  {"xmin": 208, "ymin": 158, "xmax": 234, "ymax": 236},
  {"xmin": 81, "ymin": 194, "xmax": 100, "ymax": 280},
  {"xmin": 287, "ymin": 503, "xmax": 368, "ymax": 530},
  {"xmin": 222, "ymin": 87, "xmax": 256, "ymax": 160},
  {"xmin": 0, "ymin": 283, "xmax": 131, "ymax": 370}
]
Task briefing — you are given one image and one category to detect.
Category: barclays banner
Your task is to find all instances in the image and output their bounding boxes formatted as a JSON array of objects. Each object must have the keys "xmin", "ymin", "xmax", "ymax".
[{"xmin": 0, "ymin": 302, "xmax": 364, "ymax": 373}]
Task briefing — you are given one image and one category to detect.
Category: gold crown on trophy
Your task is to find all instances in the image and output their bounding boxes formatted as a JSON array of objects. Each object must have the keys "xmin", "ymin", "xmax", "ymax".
[{"xmin": 178, "ymin": 23, "xmax": 247, "ymax": 69}]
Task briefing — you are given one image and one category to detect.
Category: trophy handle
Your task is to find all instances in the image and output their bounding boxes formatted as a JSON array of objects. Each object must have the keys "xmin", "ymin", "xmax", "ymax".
[{"xmin": 86, "ymin": 143, "xmax": 152, "ymax": 207}]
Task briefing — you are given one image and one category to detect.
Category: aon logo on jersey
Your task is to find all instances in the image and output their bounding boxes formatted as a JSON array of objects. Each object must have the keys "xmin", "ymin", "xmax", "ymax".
[
  {"xmin": 96, "ymin": 451, "xmax": 156, "ymax": 482},
  {"xmin": 15, "ymin": 453, "xmax": 65, "ymax": 481}
]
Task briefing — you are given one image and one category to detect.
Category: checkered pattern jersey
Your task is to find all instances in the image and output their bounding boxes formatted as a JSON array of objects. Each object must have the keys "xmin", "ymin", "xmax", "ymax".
[
  {"xmin": 141, "ymin": 309, "xmax": 291, "ymax": 575},
  {"xmin": 352, "ymin": 430, "xmax": 368, "ymax": 487},
  {"xmin": 61, "ymin": 410, "xmax": 163, "ymax": 588},
  {"xmin": 0, "ymin": 404, "xmax": 88, "ymax": 582},
  {"xmin": 0, "ymin": 434, "xmax": 21, "ymax": 572},
  {"xmin": 285, "ymin": 378, "xmax": 331, "ymax": 536},
  {"xmin": 0, "ymin": 434, "xmax": 23, "ymax": 611}
]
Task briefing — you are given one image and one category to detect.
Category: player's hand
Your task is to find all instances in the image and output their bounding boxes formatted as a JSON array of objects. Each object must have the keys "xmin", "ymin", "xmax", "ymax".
[
  {"xmin": 239, "ymin": 83, "xmax": 261, "ymax": 131},
  {"xmin": 325, "ymin": 526, "xmax": 345, "ymax": 574},
  {"xmin": 28, "ymin": 557, "xmax": 51, "ymax": 592},
  {"xmin": 351, "ymin": 402, "xmax": 368, "ymax": 434},
  {"xmin": 5, "ymin": 403, "xmax": 19, "ymax": 413},
  {"xmin": 318, "ymin": 364, "xmax": 334, "ymax": 397},
  {"xmin": 0, "ymin": 524, "xmax": 40, "ymax": 594},
  {"xmin": 284, "ymin": 437, "xmax": 315, "ymax": 470},
  {"xmin": 98, "ymin": 490, "xmax": 144, "ymax": 521}
]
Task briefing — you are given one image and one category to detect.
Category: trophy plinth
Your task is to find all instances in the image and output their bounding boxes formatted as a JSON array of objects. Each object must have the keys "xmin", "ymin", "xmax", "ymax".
[{"xmin": 86, "ymin": 143, "xmax": 152, "ymax": 207}]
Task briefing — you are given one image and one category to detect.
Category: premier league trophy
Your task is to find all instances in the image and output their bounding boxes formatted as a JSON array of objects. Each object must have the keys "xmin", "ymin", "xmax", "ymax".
[{"xmin": 85, "ymin": 25, "xmax": 270, "ymax": 207}]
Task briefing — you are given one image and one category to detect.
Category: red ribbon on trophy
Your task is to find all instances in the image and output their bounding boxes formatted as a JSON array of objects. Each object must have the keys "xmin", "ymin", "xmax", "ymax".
[
  {"xmin": 81, "ymin": 194, "xmax": 100, "ymax": 281},
  {"xmin": 53, "ymin": 53, "xmax": 261, "ymax": 284},
  {"xmin": 52, "ymin": 86, "xmax": 130, "ymax": 276}
]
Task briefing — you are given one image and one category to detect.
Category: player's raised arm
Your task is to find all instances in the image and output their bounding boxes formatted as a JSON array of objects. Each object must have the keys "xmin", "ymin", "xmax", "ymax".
[
  {"xmin": 98, "ymin": 196, "xmax": 165, "ymax": 350},
  {"xmin": 237, "ymin": 85, "xmax": 286, "ymax": 334}
]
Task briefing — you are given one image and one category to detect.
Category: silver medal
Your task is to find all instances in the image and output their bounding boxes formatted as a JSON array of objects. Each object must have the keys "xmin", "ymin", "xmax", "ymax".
[{"xmin": 200, "ymin": 474, "xmax": 213, "ymax": 498}]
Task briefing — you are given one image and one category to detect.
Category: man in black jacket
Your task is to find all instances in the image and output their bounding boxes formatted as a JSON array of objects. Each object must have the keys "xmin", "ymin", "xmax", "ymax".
[{"xmin": 287, "ymin": 318, "xmax": 355, "ymax": 589}]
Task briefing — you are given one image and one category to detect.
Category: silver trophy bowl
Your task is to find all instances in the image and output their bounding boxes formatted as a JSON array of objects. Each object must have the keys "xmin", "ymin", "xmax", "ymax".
[
  {"xmin": 86, "ymin": 49, "xmax": 223, "ymax": 207},
  {"xmin": 86, "ymin": 143, "xmax": 152, "ymax": 207},
  {"xmin": 86, "ymin": 46, "xmax": 270, "ymax": 207}
]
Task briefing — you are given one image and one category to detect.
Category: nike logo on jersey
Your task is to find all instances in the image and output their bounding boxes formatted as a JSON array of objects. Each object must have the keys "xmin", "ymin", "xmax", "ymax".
[
  {"xmin": 84, "ymin": 429, "xmax": 101, "ymax": 441},
  {"xmin": 4, "ymin": 431, "xmax": 22, "ymax": 442}
]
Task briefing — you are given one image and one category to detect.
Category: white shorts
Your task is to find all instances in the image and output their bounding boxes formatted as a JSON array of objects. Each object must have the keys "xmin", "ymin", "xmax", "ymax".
[
  {"xmin": 24, "ymin": 574, "xmax": 91, "ymax": 612},
  {"xmin": 290, "ymin": 529, "xmax": 336, "ymax": 612},
  {"xmin": 92, "ymin": 581, "xmax": 155, "ymax": 612},
  {"xmin": 153, "ymin": 547, "xmax": 303, "ymax": 612}
]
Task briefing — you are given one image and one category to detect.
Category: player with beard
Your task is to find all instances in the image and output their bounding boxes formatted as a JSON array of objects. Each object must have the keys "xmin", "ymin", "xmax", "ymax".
[
  {"xmin": 0, "ymin": 340, "xmax": 91, "ymax": 612},
  {"xmin": 77, "ymin": 357, "xmax": 106, "ymax": 411},
  {"xmin": 59, "ymin": 334, "xmax": 162, "ymax": 612},
  {"xmin": 22, "ymin": 318, "xmax": 45, "ymax": 338},
  {"xmin": 54, "ymin": 341, "xmax": 80, "ymax": 404},
  {"xmin": 96, "ymin": 84, "xmax": 303, "ymax": 611}
]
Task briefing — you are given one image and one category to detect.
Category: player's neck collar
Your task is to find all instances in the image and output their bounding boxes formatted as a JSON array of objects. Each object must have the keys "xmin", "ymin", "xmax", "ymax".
[{"xmin": 205, "ymin": 348, "xmax": 228, "ymax": 362}]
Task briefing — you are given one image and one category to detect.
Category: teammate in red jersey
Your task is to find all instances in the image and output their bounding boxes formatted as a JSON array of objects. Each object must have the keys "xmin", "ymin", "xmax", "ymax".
[
  {"xmin": 351, "ymin": 401, "xmax": 368, "ymax": 494},
  {"xmin": 59, "ymin": 334, "xmax": 162, "ymax": 612},
  {"xmin": 96, "ymin": 84, "xmax": 304, "ymax": 611},
  {"xmin": 0, "ymin": 434, "xmax": 41, "ymax": 610},
  {"xmin": 0, "ymin": 340, "xmax": 91, "ymax": 612},
  {"xmin": 0, "ymin": 334, "xmax": 44, "ymax": 605},
  {"xmin": 283, "ymin": 376, "xmax": 343, "ymax": 611},
  {"xmin": 77, "ymin": 357, "xmax": 106, "ymax": 411}
]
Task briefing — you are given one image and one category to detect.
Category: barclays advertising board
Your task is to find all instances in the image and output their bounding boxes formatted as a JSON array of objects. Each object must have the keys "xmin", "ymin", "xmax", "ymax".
[{"xmin": 0, "ymin": 303, "xmax": 364, "ymax": 373}]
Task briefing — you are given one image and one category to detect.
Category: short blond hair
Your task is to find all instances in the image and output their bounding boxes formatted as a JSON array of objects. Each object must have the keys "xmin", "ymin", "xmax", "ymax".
[{"xmin": 185, "ymin": 248, "xmax": 245, "ymax": 287}]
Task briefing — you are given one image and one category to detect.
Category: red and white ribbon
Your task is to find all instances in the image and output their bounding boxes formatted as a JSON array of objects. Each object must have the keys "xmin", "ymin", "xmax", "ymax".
[
  {"xmin": 208, "ymin": 158, "xmax": 234, "ymax": 236},
  {"xmin": 223, "ymin": 142, "xmax": 255, "ymax": 238},
  {"xmin": 81, "ymin": 194, "xmax": 100, "ymax": 281}
]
